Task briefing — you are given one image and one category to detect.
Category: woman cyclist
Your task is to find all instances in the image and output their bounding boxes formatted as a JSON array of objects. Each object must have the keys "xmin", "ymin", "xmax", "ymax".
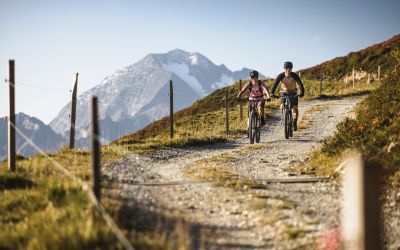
[{"xmin": 237, "ymin": 70, "xmax": 271, "ymax": 126}]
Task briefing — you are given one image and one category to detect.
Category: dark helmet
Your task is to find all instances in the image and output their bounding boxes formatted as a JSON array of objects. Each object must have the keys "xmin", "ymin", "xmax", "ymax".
[
  {"xmin": 284, "ymin": 61, "xmax": 293, "ymax": 69},
  {"xmin": 249, "ymin": 70, "xmax": 259, "ymax": 78}
]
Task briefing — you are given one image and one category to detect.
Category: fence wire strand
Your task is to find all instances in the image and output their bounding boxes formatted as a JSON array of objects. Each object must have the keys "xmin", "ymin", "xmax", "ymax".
[{"xmin": 5, "ymin": 79, "xmax": 70, "ymax": 92}]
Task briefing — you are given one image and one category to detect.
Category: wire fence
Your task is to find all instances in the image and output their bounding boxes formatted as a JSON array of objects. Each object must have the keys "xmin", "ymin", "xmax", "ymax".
[
  {"xmin": 3, "ymin": 64, "xmax": 135, "ymax": 249},
  {"xmin": 9, "ymin": 120, "xmax": 135, "ymax": 250}
]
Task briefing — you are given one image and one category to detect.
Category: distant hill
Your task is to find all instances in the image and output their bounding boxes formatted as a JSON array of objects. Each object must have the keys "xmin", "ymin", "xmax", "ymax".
[{"xmin": 298, "ymin": 34, "xmax": 400, "ymax": 81}]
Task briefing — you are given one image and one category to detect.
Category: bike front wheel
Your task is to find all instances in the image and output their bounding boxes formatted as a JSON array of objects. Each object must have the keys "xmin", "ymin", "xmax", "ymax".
[
  {"xmin": 249, "ymin": 111, "xmax": 256, "ymax": 144},
  {"xmin": 289, "ymin": 113, "xmax": 293, "ymax": 137},
  {"xmin": 284, "ymin": 109, "xmax": 290, "ymax": 139}
]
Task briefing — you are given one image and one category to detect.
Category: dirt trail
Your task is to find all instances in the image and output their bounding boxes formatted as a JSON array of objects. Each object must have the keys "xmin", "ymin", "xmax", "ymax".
[{"xmin": 104, "ymin": 97, "xmax": 363, "ymax": 249}]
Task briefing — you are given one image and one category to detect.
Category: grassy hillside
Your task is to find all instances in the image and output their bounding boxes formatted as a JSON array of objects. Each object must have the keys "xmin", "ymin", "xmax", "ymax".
[
  {"xmin": 116, "ymin": 80, "xmax": 253, "ymax": 143},
  {"xmin": 304, "ymin": 50, "xmax": 400, "ymax": 183},
  {"xmin": 298, "ymin": 34, "xmax": 400, "ymax": 81}
]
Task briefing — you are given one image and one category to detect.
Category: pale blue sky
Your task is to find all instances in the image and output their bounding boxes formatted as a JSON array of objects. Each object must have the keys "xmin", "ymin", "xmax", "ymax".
[{"xmin": 0, "ymin": 0, "xmax": 399, "ymax": 123}]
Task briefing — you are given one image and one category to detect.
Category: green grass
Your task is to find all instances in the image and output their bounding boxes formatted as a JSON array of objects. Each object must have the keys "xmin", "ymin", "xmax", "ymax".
[
  {"xmin": 0, "ymin": 149, "xmax": 194, "ymax": 250},
  {"xmin": 0, "ymin": 151, "xmax": 119, "ymax": 250},
  {"xmin": 283, "ymin": 226, "xmax": 306, "ymax": 240},
  {"xmin": 301, "ymin": 78, "xmax": 375, "ymax": 100}
]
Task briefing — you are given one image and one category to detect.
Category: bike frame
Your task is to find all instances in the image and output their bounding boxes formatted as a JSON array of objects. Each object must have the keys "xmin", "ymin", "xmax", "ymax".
[
  {"xmin": 237, "ymin": 98, "xmax": 263, "ymax": 143},
  {"xmin": 281, "ymin": 93, "xmax": 297, "ymax": 139},
  {"xmin": 248, "ymin": 99, "xmax": 260, "ymax": 115},
  {"xmin": 247, "ymin": 99, "xmax": 263, "ymax": 144}
]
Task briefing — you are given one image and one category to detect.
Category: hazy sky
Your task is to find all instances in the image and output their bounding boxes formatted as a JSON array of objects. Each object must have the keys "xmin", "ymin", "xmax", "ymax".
[{"xmin": 0, "ymin": 0, "xmax": 399, "ymax": 123}]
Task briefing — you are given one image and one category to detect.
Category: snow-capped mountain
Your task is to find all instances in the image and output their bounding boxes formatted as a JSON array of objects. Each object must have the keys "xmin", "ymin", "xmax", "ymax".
[
  {"xmin": 0, "ymin": 113, "xmax": 65, "ymax": 160},
  {"xmin": 49, "ymin": 49, "xmax": 265, "ymax": 146}
]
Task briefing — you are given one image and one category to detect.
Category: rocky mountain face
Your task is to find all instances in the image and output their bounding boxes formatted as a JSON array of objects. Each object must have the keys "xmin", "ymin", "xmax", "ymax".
[
  {"xmin": 0, "ymin": 113, "xmax": 65, "ymax": 160},
  {"xmin": 49, "ymin": 49, "xmax": 263, "ymax": 146}
]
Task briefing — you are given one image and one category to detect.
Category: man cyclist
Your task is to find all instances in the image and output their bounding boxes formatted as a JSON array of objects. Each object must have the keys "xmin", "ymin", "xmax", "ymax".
[
  {"xmin": 237, "ymin": 70, "xmax": 271, "ymax": 126},
  {"xmin": 270, "ymin": 61, "xmax": 305, "ymax": 131}
]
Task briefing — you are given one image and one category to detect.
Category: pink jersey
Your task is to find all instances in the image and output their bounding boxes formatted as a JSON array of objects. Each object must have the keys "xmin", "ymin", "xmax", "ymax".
[{"xmin": 247, "ymin": 81, "xmax": 264, "ymax": 98}]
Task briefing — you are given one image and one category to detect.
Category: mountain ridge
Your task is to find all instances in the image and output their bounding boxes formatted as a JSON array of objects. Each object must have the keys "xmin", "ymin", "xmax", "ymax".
[{"xmin": 49, "ymin": 49, "xmax": 264, "ymax": 146}]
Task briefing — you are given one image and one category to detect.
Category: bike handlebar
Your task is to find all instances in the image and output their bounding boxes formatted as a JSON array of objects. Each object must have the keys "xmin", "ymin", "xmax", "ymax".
[
  {"xmin": 271, "ymin": 93, "xmax": 300, "ymax": 99},
  {"xmin": 236, "ymin": 98, "xmax": 271, "ymax": 103}
]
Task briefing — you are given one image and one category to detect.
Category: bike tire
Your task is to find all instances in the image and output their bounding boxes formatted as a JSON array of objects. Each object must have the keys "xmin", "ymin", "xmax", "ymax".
[
  {"xmin": 289, "ymin": 113, "xmax": 293, "ymax": 137},
  {"xmin": 284, "ymin": 109, "xmax": 290, "ymax": 139},
  {"xmin": 249, "ymin": 111, "xmax": 255, "ymax": 144}
]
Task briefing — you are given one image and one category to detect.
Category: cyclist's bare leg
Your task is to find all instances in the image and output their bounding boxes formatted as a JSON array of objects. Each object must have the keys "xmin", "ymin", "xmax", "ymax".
[
  {"xmin": 292, "ymin": 105, "xmax": 299, "ymax": 130},
  {"xmin": 292, "ymin": 105, "xmax": 299, "ymax": 120},
  {"xmin": 259, "ymin": 106, "xmax": 265, "ymax": 125}
]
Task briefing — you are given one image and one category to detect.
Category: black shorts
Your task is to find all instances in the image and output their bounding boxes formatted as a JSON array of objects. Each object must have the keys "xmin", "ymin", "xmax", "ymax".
[{"xmin": 280, "ymin": 94, "xmax": 298, "ymax": 106}]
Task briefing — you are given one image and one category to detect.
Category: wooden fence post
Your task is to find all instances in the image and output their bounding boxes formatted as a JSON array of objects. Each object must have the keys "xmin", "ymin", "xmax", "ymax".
[
  {"xmin": 319, "ymin": 71, "xmax": 324, "ymax": 95},
  {"xmin": 169, "ymin": 80, "xmax": 174, "ymax": 138},
  {"xmin": 367, "ymin": 73, "xmax": 370, "ymax": 84},
  {"xmin": 239, "ymin": 79, "xmax": 243, "ymax": 120},
  {"xmin": 225, "ymin": 89, "xmax": 229, "ymax": 135},
  {"xmin": 377, "ymin": 66, "xmax": 381, "ymax": 84},
  {"xmin": 69, "ymin": 73, "xmax": 78, "ymax": 148},
  {"xmin": 8, "ymin": 60, "xmax": 16, "ymax": 172},
  {"xmin": 352, "ymin": 68, "xmax": 355, "ymax": 90},
  {"xmin": 341, "ymin": 154, "xmax": 382, "ymax": 250},
  {"xmin": 91, "ymin": 96, "xmax": 101, "ymax": 201}
]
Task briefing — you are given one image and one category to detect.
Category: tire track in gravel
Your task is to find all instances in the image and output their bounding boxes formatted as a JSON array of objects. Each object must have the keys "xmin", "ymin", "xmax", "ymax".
[{"xmin": 103, "ymin": 97, "xmax": 363, "ymax": 249}]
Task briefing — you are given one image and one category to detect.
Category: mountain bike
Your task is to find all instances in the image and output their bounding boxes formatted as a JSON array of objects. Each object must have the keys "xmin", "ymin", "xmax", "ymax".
[
  {"xmin": 238, "ymin": 98, "xmax": 263, "ymax": 144},
  {"xmin": 280, "ymin": 92, "xmax": 297, "ymax": 139}
]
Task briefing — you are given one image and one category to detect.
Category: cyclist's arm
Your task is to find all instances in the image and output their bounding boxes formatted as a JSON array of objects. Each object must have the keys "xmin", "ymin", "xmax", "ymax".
[
  {"xmin": 292, "ymin": 72, "xmax": 305, "ymax": 96},
  {"xmin": 271, "ymin": 73, "xmax": 284, "ymax": 95},
  {"xmin": 261, "ymin": 83, "xmax": 270, "ymax": 99},
  {"xmin": 237, "ymin": 82, "xmax": 250, "ymax": 98}
]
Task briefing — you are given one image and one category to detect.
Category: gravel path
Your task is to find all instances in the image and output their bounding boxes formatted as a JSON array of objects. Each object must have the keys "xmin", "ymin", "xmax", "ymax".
[{"xmin": 103, "ymin": 97, "xmax": 398, "ymax": 249}]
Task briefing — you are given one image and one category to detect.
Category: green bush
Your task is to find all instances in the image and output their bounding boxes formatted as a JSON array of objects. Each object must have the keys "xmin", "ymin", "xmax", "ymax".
[{"xmin": 318, "ymin": 53, "xmax": 400, "ymax": 173}]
